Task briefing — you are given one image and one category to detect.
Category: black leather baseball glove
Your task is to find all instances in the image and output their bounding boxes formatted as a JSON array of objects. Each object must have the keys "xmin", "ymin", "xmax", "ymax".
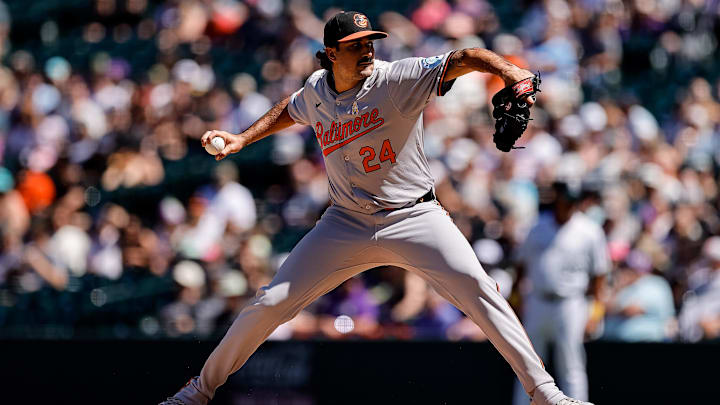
[{"xmin": 491, "ymin": 74, "xmax": 541, "ymax": 152}]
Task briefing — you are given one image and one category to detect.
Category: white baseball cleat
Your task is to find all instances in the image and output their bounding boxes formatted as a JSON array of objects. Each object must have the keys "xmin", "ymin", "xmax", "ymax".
[
  {"xmin": 557, "ymin": 398, "xmax": 595, "ymax": 405},
  {"xmin": 158, "ymin": 397, "xmax": 186, "ymax": 405}
]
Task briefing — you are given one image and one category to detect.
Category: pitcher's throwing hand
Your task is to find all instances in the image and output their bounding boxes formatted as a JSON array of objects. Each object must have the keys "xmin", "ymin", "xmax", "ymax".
[{"xmin": 201, "ymin": 130, "xmax": 245, "ymax": 161}]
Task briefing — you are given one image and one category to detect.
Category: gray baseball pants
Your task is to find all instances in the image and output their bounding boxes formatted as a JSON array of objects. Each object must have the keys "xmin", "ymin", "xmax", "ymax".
[
  {"xmin": 175, "ymin": 201, "xmax": 564, "ymax": 405},
  {"xmin": 513, "ymin": 295, "xmax": 589, "ymax": 404}
]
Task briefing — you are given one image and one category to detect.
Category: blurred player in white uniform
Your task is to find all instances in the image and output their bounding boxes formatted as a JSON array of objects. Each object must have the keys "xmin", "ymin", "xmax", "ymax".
[{"xmin": 512, "ymin": 182, "xmax": 609, "ymax": 404}]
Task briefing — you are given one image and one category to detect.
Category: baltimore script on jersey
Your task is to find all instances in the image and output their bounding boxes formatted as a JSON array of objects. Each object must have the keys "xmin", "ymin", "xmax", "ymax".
[{"xmin": 314, "ymin": 108, "xmax": 385, "ymax": 156}]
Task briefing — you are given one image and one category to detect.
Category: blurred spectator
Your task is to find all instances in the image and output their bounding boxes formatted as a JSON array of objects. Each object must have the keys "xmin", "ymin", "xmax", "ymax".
[
  {"xmin": 17, "ymin": 171, "xmax": 56, "ymax": 214},
  {"xmin": 0, "ymin": 1, "xmax": 9, "ymax": 59},
  {"xmin": 0, "ymin": 166, "xmax": 29, "ymax": 243},
  {"xmin": 176, "ymin": 162, "xmax": 256, "ymax": 260},
  {"xmin": 389, "ymin": 271, "xmax": 486, "ymax": 341},
  {"xmin": 409, "ymin": 288, "xmax": 464, "ymax": 340},
  {"xmin": 603, "ymin": 250, "xmax": 676, "ymax": 342},
  {"xmin": 316, "ymin": 277, "xmax": 381, "ymax": 339},
  {"xmin": 161, "ymin": 260, "xmax": 222, "ymax": 337}
]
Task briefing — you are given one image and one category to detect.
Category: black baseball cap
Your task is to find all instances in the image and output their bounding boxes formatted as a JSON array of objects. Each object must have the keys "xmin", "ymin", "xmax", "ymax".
[{"xmin": 323, "ymin": 11, "xmax": 388, "ymax": 48}]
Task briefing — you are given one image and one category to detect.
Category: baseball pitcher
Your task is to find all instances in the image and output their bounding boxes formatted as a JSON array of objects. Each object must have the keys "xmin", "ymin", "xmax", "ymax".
[{"xmin": 160, "ymin": 11, "xmax": 593, "ymax": 405}]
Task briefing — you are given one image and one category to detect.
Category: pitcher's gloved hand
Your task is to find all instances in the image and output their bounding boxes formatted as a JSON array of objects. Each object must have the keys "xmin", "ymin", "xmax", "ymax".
[{"xmin": 491, "ymin": 74, "xmax": 541, "ymax": 152}]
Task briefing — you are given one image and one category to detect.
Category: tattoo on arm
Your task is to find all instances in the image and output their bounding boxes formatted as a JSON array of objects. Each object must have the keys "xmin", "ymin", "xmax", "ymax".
[
  {"xmin": 240, "ymin": 96, "xmax": 295, "ymax": 146},
  {"xmin": 445, "ymin": 48, "xmax": 528, "ymax": 83},
  {"xmin": 462, "ymin": 48, "xmax": 520, "ymax": 78},
  {"xmin": 447, "ymin": 51, "xmax": 466, "ymax": 70}
]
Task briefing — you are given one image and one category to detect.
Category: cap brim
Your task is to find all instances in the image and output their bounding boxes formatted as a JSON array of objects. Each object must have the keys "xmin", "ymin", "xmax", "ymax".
[{"xmin": 337, "ymin": 31, "xmax": 388, "ymax": 43}]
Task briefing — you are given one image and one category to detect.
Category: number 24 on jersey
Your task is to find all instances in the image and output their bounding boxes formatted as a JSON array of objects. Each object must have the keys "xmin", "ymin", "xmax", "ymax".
[{"xmin": 359, "ymin": 139, "xmax": 396, "ymax": 173}]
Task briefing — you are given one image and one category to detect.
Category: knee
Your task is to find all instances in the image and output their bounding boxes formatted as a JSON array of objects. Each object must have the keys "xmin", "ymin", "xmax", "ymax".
[{"xmin": 456, "ymin": 271, "xmax": 499, "ymax": 298}]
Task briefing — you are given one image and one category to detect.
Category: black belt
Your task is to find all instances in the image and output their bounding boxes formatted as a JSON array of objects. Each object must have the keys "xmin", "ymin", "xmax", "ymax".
[
  {"xmin": 539, "ymin": 292, "xmax": 566, "ymax": 302},
  {"xmin": 415, "ymin": 189, "xmax": 436, "ymax": 204},
  {"xmin": 384, "ymin": 189, "xmax": 436, "ymax": 211}
]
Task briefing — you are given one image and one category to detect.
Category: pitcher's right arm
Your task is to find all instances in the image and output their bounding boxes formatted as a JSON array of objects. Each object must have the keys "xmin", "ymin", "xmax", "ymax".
[{"xmin": 201, "ymin": 96, "xmax": 296, "ymax": 161}]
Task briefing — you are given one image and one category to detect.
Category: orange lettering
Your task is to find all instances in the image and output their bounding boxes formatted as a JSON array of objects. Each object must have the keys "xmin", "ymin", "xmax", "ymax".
[
  {"xmin": 360, "ymin": 146, "xmax": 381, "ymax": 173},
  {"xmin": 325, "ymin": 123, "xmax": 334, "ymax": 146},
  {"xmin": 370, "ymin": 108, "xmax": 379, "ymax": 123},
  {"xmin": 362, "ymin": 112, "xmax": 370, "ymax": 127},
  {"xmin": 318, "ymin": 110, "xmax": 386, "ymax": 156},
  {"xmin": 342, "ymin": 121, "xmax": 353, "ymax": 138}
]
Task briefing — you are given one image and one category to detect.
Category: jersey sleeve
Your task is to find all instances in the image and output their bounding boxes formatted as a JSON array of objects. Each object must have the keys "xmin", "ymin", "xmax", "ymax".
[
  {"xmin": 590, "ymin": 227, "xmax": 610, "ymax": 277},
  {"xmin": 385, "ymin": 50, "xmax": 457, "ymax": 117},
  {"xmin": 287, "ymin": 87, "xmax": 311, "ymax": 126}
]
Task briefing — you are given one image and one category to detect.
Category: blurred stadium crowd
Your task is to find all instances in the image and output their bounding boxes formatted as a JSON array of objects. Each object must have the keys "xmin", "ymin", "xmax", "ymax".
[{"xmin": 0, "ymin": 0, "xmax": 719, "ymax": 342}]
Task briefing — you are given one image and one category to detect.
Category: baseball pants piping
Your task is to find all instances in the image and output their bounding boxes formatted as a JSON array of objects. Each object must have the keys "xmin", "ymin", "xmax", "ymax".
[{"xmin": 175, "ymin": 201, "xmax": 563, "ymax": 405}]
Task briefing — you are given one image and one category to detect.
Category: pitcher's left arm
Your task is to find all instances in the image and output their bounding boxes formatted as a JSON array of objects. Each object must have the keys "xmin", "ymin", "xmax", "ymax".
[{"xmin": 443, "ymin": 48, "xmax": 534, "ymax": 91}]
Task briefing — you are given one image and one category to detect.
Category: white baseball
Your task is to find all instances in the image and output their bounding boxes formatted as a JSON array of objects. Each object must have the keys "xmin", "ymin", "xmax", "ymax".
[
  {"xmin": 333, "ymin": 314, "xmax": 355, "ymax": 334},
  {"xmin": 205, "ymin": 136, "xmax": 226, "ymax": 155}
]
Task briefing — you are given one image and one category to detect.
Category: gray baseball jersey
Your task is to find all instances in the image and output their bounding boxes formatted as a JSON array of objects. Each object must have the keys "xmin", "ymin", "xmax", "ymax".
[
  {"xmin": 171, "ymin": 52, "xmax": 572, "ymax": 405},
  {"xmin": 287, "ymin": 52, "xmax": 454, "ymax": 212}
]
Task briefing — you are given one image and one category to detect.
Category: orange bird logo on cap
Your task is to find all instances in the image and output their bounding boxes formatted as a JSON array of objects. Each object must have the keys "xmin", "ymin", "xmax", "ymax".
[{"xmin": 353, "ymin": 14, "xmax": 368, "ymax": 28}]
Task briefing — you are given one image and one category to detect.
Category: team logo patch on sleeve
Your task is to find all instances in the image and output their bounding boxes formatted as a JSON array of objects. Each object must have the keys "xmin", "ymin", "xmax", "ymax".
[{"xmin": 421, "ymin": 55, "xmax": 443, "ymax": 69}]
